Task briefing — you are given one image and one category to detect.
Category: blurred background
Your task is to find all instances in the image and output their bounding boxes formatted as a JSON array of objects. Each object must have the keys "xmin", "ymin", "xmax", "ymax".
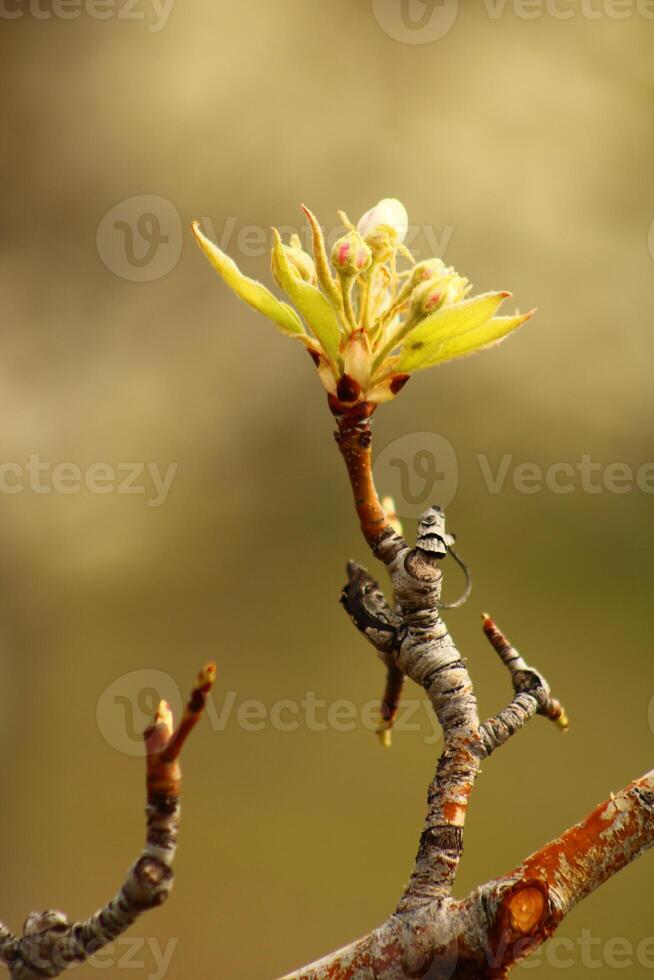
[{"xmin": 1, "ymin": 2, "xmax": 653, "ymax": 977}]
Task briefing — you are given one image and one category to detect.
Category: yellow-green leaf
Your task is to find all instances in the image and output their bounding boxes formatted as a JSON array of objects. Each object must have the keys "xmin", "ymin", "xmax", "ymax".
[
  {"xmin": 271, "ymin": 228, "xmax": 341, "ymax": 364},
  {"xmin": 192, "ymin": 222, "xmax": 304, "ymax": 337},
  {"xmin": 301, "ymin": 205, "xmax": 343, "ymax": 312},
  {"xmin": 396, "ymin": 291, "xmax": 510, "ymax": 373},
  {"xmin": 425, "ymin": 311, "xmax": 535, "ymax": 367}
]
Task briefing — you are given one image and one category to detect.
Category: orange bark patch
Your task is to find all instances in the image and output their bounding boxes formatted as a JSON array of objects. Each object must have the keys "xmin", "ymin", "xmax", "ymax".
[{"xmin": 508, "ymin": 886, "xmax": 546, "ymax": 933}]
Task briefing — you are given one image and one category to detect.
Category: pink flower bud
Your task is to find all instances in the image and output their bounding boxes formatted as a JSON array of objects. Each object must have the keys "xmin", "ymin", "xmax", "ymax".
[
  {"xmin": 408, "ymin": 277, "xmax": 448, "ymax": 319},
  {"xmin": 408, "ymin": 272, "xmax": 470, "ymax": 321},
  {"xmin": 331, "ymin": 232, "xmax": 372, "ymax": 277},
  {"xmin": 408, "ymin": 258, "xmax": 448, "ymax": 288}
]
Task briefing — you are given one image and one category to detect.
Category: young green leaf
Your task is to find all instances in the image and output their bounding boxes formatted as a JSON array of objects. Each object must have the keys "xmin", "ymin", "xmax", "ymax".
[
  {"xmin": 301, "ymin": 205, "xmax": 343, "ymax": 312},
  {"xmin": 424, "ymin": 310, "xmax": 535, "ymax": 368},
  {"xmin": 271, "ymin": 228, "xmax": 341, "ymax": 364},
  {"xmin": 192, "ymin": 222, "xmax": 304, "ymax": 337},
  {"xmin": 396, "ymin": 291, "xmax": 510, "ymax": 373}
]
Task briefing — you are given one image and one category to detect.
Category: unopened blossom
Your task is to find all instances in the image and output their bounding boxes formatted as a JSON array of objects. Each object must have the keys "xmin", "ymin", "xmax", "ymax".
[{"xmin": 192, "ymin": 198, "xmax": 535, "ymax": 408}]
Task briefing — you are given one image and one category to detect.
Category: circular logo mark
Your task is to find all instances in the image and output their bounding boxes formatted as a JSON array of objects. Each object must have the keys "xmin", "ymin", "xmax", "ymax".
[
  {"xmin": 96, "ymin": 194, "xmax": 182, "ymax": 282},
  {"xmin": 96, "ymin": 668, "xmax": 183, "ymax": 756},
  {"xmin": 374, "ymin": 431, "xmax": 459, "ymax": 518},
  {"xmin": 371, "ymin": 0, "xmax": 459, "ymax": 44}
]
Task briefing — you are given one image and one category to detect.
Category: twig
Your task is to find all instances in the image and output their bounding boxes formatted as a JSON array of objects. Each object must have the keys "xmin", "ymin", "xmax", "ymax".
[{"xmin": 0, "ymin": 664, "xmax": 215, "ymax": 979}]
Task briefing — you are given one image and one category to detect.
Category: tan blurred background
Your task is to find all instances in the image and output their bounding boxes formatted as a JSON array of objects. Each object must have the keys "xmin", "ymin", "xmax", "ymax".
[{"xmin": 1, "ymin": 1, "xmax": 653, "ymax": 977}]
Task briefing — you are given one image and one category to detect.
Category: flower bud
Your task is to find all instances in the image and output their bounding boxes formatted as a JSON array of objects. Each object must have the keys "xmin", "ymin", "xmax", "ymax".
[
  {"xmin": 272, "ymin": 238, "xmax": 316, "ymax": 287},
  {"xmin": 357, "ymin": 198, "xmax": 409, "ymax": 245},
  {"xmin": 408, "ymin": 258, "xmax": 448, "ymax": 288},
  {"xmin": 408, "ymin": 277, "xmax": 448, "ymax": 320},
  {"xmin": 331, "ymin": 231, "xmax": 372, "ymax": 278},
  {"xmin": 408, "ymin": 272, "xmax": 470, "ymax": 321}
]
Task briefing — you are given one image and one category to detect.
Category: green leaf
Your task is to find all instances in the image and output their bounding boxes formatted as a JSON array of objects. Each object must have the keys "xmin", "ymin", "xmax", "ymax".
[
  {"xmin": 192, "ymin": 222, "xmax": 304, "ymax": 337},
  {"xmin": 271, "ymin": 228, "xmax": 341, "ymax": 364},
  {"xmin": 301, "ymin": 205, "xmax": 343, "ymax": 313},
  {"xmin": 425, "ymin": 311, "xmax": 535, "ymax": 367},
  {"xmin": 396, "ymin": 291, "xmax": 510, "ymax": 373}
]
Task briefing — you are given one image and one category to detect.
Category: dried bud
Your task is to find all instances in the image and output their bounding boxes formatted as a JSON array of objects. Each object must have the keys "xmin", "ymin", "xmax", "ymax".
[{"xmin": 331, "ymin": 231, "xmax": 372, "ymax": 277}]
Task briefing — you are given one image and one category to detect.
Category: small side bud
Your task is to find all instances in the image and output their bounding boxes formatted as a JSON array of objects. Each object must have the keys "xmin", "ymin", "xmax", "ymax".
[
  {"xmin": 408, "ymin": 277, "xmax": 448, "ymax": 319},
  {"xmin": 408, "ymin": 273, "xmax": 470, "ymax": 321},
  {"xmin": 331, "ymin": 231, "xmax": 372, "ymax": 278},
  {"xmin": 408, "ymin": 258, "xmax": 448, "ymax": 288},
  {"xmin": 272, "ymin": 238, "xmax": 317, "ymax": 286}
]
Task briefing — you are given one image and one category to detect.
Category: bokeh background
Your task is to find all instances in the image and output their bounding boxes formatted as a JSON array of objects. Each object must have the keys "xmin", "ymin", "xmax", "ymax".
[{"xmin": 1, "ymin": 2, "xmax": 653, "ymax": 977}]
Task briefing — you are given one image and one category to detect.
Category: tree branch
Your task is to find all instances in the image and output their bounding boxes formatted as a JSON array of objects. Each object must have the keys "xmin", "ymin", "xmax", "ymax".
[
  {"xmin": 278, "ymin": 402, "xmax": 652, "ymax": 978},
  {"xmin": 0, "ymin": 664, "xmax": 215, "ymax": 979}
]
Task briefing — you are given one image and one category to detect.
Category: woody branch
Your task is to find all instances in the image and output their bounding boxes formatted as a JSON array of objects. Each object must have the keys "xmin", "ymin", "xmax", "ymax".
[
  {"xmin": 277, "ymin": 405, "xmax": 653, "ymax": 978},
  {"xmin": 0, "ymin": 664, "xmax": 215, "ymax": 980}
]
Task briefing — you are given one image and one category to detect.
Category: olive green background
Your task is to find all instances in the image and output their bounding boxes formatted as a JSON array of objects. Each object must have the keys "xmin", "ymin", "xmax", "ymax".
[{"xmin": 1, "ymin": 2, "xmax": 653, "ymax": 977}]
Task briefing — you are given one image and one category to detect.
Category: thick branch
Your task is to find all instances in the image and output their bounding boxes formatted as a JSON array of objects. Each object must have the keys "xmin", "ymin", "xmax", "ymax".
[
  {"xmin": 313, "ymin": 407, "xmax": 652, "ymax": 978},
  {"xmin": 282, "ymin": 770, "xmax": 654, "ymax": 979},
  {"xmin": 0, "ymin": 664, "xmax": 215, "ymax": 979}
]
